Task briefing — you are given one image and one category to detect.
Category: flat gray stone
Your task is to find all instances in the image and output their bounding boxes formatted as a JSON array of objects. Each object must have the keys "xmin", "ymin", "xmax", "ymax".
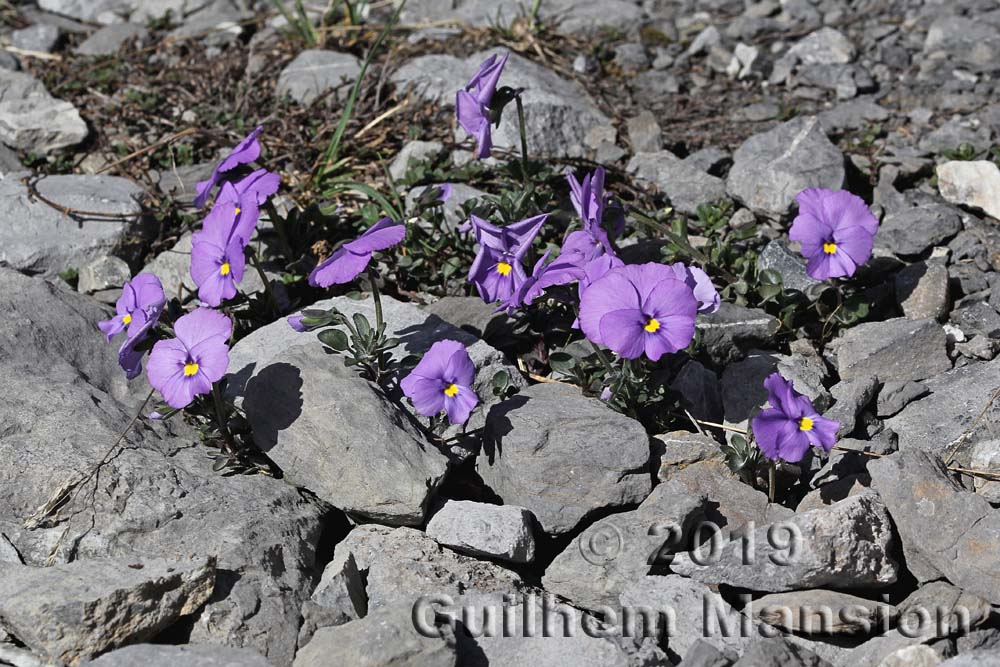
[
  {"xmin": 733, "ymin": 638, "xmax": 830, "ymax": 667},
  {"xmin": 748, "ymin": 590, "xmax": 895, "ymax": 635},
  {"xmin": 876, "ymin": 205, "xmax": 963, "ymax": 256},
  {"xmin": 726, "ymin": 116, "xmax": 845, "ymax": 219},
  {"xmin": 478, "ymin": 383, "xmax": 652, "ymax": 535},
  {"xmin": 389, "ymin": 140, "xmax": 443, "ymax": 180},
  {"xmin": 77, "ymin": 255, "xmax": 131, "ymax": 294},
  {"xmin": 937, "ymin": 161, "xmax": 1000, "ymax": 220},
  {"xmin": 787, "ymin": 27, "xmax": 855, "ymax": 65},
  {"xmin": 76, "ymin": 23, "xmax": 150, "ymax": 56},
  {"xmin": 0, "ymin": 556, "xmax": 214, "ymax": 664},
  {"xmin": 653, "ymin": 432, "xmax": 724, "ymax": 482},
  {"xmin": 85, "ymin": 644, "xmax": 273, "ymax": 667},
  {"xmin": 426, "ymin": 499, "xmax": 536, "ymax": 563},
  {"xmin": 671, "ymin": 492, "xmax": 898, "ymax": 592},
  {"xmin": 696, "ymin": 303, "xmax": 780, "ymax": 365},
  {"xmin": 876, "ymin": 380, "xmax": 929, "ymax": 418},
  {"xmin": 895, "ymin": 262, "xmax": 950, "ymax": 321},
  {"xmin": 829, "ymin": 317, "xmax": 950, "ymax": 384},
  {"xmin": 275, "ymin": 50, "xmax": 362, "ymax": 106},
  {"xmin": 627, "ymin": 150, "xmax": 729, "ymax": 215},
  {"xmin": 0, "ymin": 70, "xmax": 87, "ymax": 154},
  {"xmin": 758, "ymin": 240, "xmax": 820, "ymax": 293},
  {"xmin": 11, "ymin": 24, "xmax": 60, "ymax": 53},
  {"xmin": 0, "ymin": 174, "xmax": 142, "ymax": 278}
]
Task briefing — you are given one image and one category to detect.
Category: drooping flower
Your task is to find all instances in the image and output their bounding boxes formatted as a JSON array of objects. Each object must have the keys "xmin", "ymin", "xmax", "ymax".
[
  {"xmin": 401, "ymin": 339, "xmax": 479, "ymax": 424},
  {"xmin": 579, "ymin": 262, "xmax": 698, "ymax": 361},
  {"xmin": 500, "ymin": 250, "xmax": 586, "ymax": 312},
  {"xmin": 456, "ymin": 52, "xmax": 509, "ymax": 159},
  {"xmin": 287, "ymin": 314, "xmax": 307, "ymax": 332},
  {"xmin": 147, "ymin": 308, "xmax": 232, "ymax": 409},
  {"xmin": 98, "ymin": 273, "xmax": 166, "ymax": 342},
  {"xmin": 194, "ymin": 125, "xmax": 264, "ymax": 208},
  {"xmin": 789, "ymin": 188, "xmax": 879, "ymax": 280},
  {"xmin": 751, "ymin": 372, "xmax": 840, "ymax": 463},
  {"xmin": 309, "ymin": 217, "xmax": 406, "ymax": 287},
  {"xmin": 467, "ymin": 214, "xmax": 546, "ymax": 304},
  {"xmin": 190, "ymin": 200, "xmax": 247, "ymax": 307},
  {"xmin": 670, "ymin": 263, "xmax": 720, "ymax": 314},
  {"xmin": 118, "ymin": 313, "xmax": 160, "ymax": 380},
  {"xmin": 212, "ymin": 169, "xmax": 282, "ymax": 245}
]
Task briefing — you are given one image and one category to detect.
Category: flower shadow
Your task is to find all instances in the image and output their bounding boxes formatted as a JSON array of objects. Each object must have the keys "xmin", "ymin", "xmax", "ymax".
[
  {"xmin": 242, "ymin": 362, "xmax": 304, "ymax": 454},
  {"xmin": 480, "ymin": 393, "xmax": 529, "ymax": 466}
]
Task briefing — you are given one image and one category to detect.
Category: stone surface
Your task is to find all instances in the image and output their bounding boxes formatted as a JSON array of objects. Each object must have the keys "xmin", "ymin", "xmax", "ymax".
[
  {"xmin": 389, "ymin": 140, "xmax": 443, "ymax": 180},
  {"xmin": 77, "ymin": 255, "xmax": 131, "ymax": 295},
  {"xmin": 275, "ymin": 50, "xmax": 362, "ymax": 106},
  {"xmin": 829, "ymin": 317, "xmax": 950, "ymax": 384},
  {"xmin": 733, "ymin": 638, "xmax": 830, "ymax": 667},
  {"xmin": 11, "ymin": 24, "xmax": 60, "ymax": 53},
  {"xmin": 654, "ymin": 432, "xmax": 724, "ymax": 481},
  {"xmin": 542, "ymin": 479, "xmax": 706, "ymax": 610},
  {"xmin": 758, "ymin": 240, "xmax": 820, "ymax": 293},
  {"xmin": 726, "ymin": 116, "xmax": 845, "ymax": 219},
  {"xmin": 749, "ymin": 590, "xmax": 895, "ymax": 635},
  {"xmin": 788, "ymin": 27, "xmax": 856, "ymax": 66},
  {"xmin": 696, "ymin": 303, "xmax": 780, "ymax": 364},
  {"xmin": 627, "ymin": 111, "xmax": 662, "ymax": 153},
  {"xmin": 0, "ymin": 556, "xmax": 214, "ymax": 664},
  {"xmin": 869, "ymin": 450, "xmax": 1000, "ymax": 600},
  {"xmin": 895, "ymin": 262, "xmax": 950, "ymax": 321},
  {"xmin": 0, "ymin": 175, "xmax": 143, "ymax": 278},
  {"xmin": 876, "ymin": 380, "xmax": 929, "ymax": 418},
  {"xmin": 309, "ymin": 551, "xmax": 367, "ymax": 624},
  {"xmin": 671, "ymin": 492, "xmax": 898, "ymax": 592},
  {"xmin": 85, "ymin": 644, "xmax": 273, "ymax": 667},
  {"xmin": 479, "ymin": 382, "xmax": 652, "ymax": 535},
  {"xmin": 937, "ymin": 161, "xmax": 1000, "ymax": 220},
  {"xmin": 426, "ymin": 499, "xmax": 536, "ymax": 563},
  {"xmin": 392, "ymin": 50, "xmax": 611, "ymax": 158},
  {"xmin": 897, "ymin": 581, "xmax": 991, "ymax": 634},
  {"xmin": 0, "ymin": 70, "xmax": 87, "ymax": 154},
  {"xmin": 0, "ymin": 269, "xmax": 327, "ymax": 665},
  {"xmin": 876, "ymin": 205, "xmax": 963, "ymax": 256},
  {"xmin": 627, "ymin": 151, "xmax": 729, "ymax": 215},
  {"xmin": 76, "ymin": 23, "xmax": 150, "ymax": 56},
  {"xmin": 670, "ymin": 359, "xmax": 724, "ymax": 424}
]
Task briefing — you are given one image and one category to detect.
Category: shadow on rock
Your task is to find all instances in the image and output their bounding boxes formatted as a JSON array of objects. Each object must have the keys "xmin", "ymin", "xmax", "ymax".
[
  {"xmin": 481, "ymin": 394, "xmax": 530, "ymax": 466},
  {"xmin": 243, "ymin": 362, "xmax": 304, "ymax": 453}
]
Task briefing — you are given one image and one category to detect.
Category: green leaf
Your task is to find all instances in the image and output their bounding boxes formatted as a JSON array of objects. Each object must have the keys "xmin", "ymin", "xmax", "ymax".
[
  {"xmin": 759, "ymin": 268, "xmax": 783, "ymax": 286},
  {"xmin": 548, "ymin": 352, "xmax": 576, "ymax": 373},
  {"xmin": 353, "ymin": 313, "xmax": 372, "ymax": 340},
  {"xmin": 492, "ymin": 369, "xmax": 510, "ymax": 390},
  {"xmin": 318, "ymin": 328, "xmax": 350, "ymax": 351}
]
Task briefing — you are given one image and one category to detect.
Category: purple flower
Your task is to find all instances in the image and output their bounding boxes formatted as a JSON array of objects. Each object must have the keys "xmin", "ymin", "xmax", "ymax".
[
  {"xmin": 579, "ymin": 262, "xmax": 698, "ymax": 361},
  {"xmin": 190, "ymin": 200, "xmax": 247, "ymax": 307},
  {"xmin": 751, "ymin": 372, "xmax": 840, "ymax": 463},
  {"xmin": 566, "ymin": 166, "xmax": 625, "ymax": 244},
  {"xmin": 670, "ymin": 263, "xmax": 720, "ymax": 314},
  {"xmin": 98, "ymin": 273, "xmax": 166, "ymax": 342},
  {"xmin": 309, "ymin": 218, "xmax": 406, "ymax": 287},
  {"xmin": 500, "ymin": 250, "xmax": 586, "ymax": 312},
  {"xmin": 213, "ymin": 169, "xmax": 282, "ymax": 245},
  {"xmin": 456, "ymin": 52, "xmax": 508, "ymax": 159},
  {"xmin": 117, "ymin": 313, "xmax": 160, "ymax": 380},
  {"xmin": 436, "ymin": 183, "xmax": 453, "ymax": 202},
  {"xmin": 401, "ymin": 339, "xmax": 480, "ymax": 424},
  {"xmin": 194, "ymin": 125, "xmax": 264, "ymax": 208},
  {"xmin": 467, "ymin": 214, "xmax": 546, "ymax": 304},
  {"xmin": 147, "ymin": 308, "xmax": 232, "ymax": 409},
  {"xmin": 789, "ymin": 188, "xmax": 879, "ymax": 280},
  {"xmin": 287, "ymin": 314, "xmax": 307, "ymax": 332}
]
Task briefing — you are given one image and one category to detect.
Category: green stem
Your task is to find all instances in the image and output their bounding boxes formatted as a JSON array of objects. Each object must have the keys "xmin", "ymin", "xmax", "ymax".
[
  {"xmin": 514, "ymin": 94, "xmax": 531, "ymax": 192},
  {"xmin": 768, "ymin": 460, "xmax": 776, "ymax": 504},
  {"xmin": 211, "ymin": 383, "xmax": 236, "ymax": 456},
  {"xmin": 247, "ymin": 246, "xmax": 279, "ymax": 318},
  {"xmin": 630, "ymin": 208, "xmax": 737, "ymax": 283},
  {"xmin": 368, "ymin": 267, "xmax": 384, "ymax": 336}
]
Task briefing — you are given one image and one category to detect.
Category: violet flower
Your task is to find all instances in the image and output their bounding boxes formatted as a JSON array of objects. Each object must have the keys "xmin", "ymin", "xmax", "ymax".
[
  {"xmin": 789, "ymin": 188, "xmax": 878, "ymax": 280},
  {"xmin": 751, "ymin": 372, "xmax": 840, "ymax": 463},
  {"xmin": 118, "ymin": 314, "xmax": 160, "ymax": 380},
  {"xmin": 308, "ymin": 218, "xmax": 406, "ymax": 287},
  {"xmin": 467, "ymin": 214, "xmax": 546, "ymax": 304},
  {"xmin": 500, "ymin": 251, "xmax": 586, "ymax": 312},
  {"xmin": 400, "ymin": 339, "xmax": 480, "ymax": 424},
  {"xmin": 147, "ymin": 308, "xmax": 232, "ymax": 410},
  {"xmin": 98, "ymin": 273, "xmax": 166, "ymax": 342},
  {"xmin": 194, "ymin": 125, "xmax": 264, "ymax": 208},
  {"xmin": 213, "ymin": 169, "xmax": 282, "ymax": 246},
  {"xmin": 456, "ymin": 52, "xmax": 508, "ymax": 159},
  {"xmin": 287, "ymin": 314, "xmax": 307, "ymax": 332},
  {"xmin": 190, "ymin": 200, "xmax": 247, "ymax": 307},
  {"xmin": 579, "ymin": 262, "xmax": 698, "ymax": 361},
  {"xmin": 564, "ymin": 166, "xmax": 625, "ymax": 261},
  {"xmin": 670, "ymin": 263, "xmax": 720, "ymax": 314}
]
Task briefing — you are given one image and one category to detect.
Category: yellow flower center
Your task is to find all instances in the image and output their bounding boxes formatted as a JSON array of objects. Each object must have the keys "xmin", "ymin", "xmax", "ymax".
[
  {"xmin": 799, "ymin": 417, "xmax": 814, "ymax": 431},
  {"xmin": 443, "ymin": 383, "xmax": 459, "ymax": 397},
  {"xmin": 220, "ymin": 262, "xmax": 231, "ymax": 276},
  {"xmin": 823, "ymin": 242, "xmax": 838, "ymax": 255},
  {"xmin": 496, "ymin": 262, "xmax": 512, "ymax": 276},
  {"xmin": 644, "ymin": 318, "xmax": 661, "ymax": 333},
  {"xmin": 122, "ymin": 313, "xmax": 132, "ymax": 325},
  {"xmin": 234, "ymin": 207, "xmax": 241, "ymax": 215},
  {"xmin": 183, "ymin": 362, "xmax": 199, "ymax": 377}
]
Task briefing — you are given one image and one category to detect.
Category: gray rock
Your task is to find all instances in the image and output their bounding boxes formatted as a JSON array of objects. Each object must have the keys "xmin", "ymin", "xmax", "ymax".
[
  {"xmin": 677, "ymin": 640, "xmax": 739, "ymax": 666},
  {"xmin": 156, "ymin": 162, "xmax": 213, "ymax": 206},
  {"xmin": 696, "ymin": 303, "xmax": 781, "ymax": 364},
  {"xmin": 876, "ymin": 205, "xmax": 963, "ymax": 256},
  {"xmin": 143, "ymin": 231, "xmax": 196, "ymax": 298},
  {"xmin": 76, "ymin": 23, "xmax": 150, "ymax": 56},
  {"xmin": 758, "ymin": 240, "xmax": 820, "ymax": 293},
  {"xmin": 937, "ymin": 161, "xmax": 1000, "ymax": 221},
  {"xmin": 77, "ymin": 255, "xmax": 131, "ymax": 295},
  {"xmin": 0, "ymin": 144, "xmax": 22, "ymax": 175},
  {"xmin": 542, "ymin": 479, "xmax": 706, "ymax": 610},
  {"xmin": 670, "ymin": 359, "xmax": 724, "ymax": 424},
  {"xmin": 671, "ymin": 492, "xmax": 898, "ymax": 592},
  {"xmin": 817, "ymin": 98, "xmax": 890, "ymax": 135},
  {"xmin": 627, "ymin": 150, "xmax": 728, "ymax": 215},
  {"xmin": 722, "ymin": 351, "xmax": 830, "ymax": 425},
  {"xmin": 824, "ymin": 376, "xmax": 880, "ymax": 438},
  {"xmin": 479, "ymin": 383, "xmax": 651, "ymax": 535},
  {"xmin": 426, "ymin": 500, "xmax": 535, "ymax": 563},
  {"xmin": 293, "ymin": 604, "xmax": 456, "ymax": 667},
  {"xmin": 275, "ymin": 50, "xmax": 362, "ymax": 106},
  {"xmin": 896, "ymin": 262, "xmax": 950, "ymax": 321},
  {"xmin": 869, "ymin": 450, "xmax": 1000, "ymax": 601},
  {"xmin": 749, "ymin": 590, "xmax": 895, "ymax": 635},
  {"xmin": 829, "ymin": 317, "xmax": 950, "ymax": 384},
  {"xmin": 0, "ymin": 174, "xmax": 142, "ymax": 278},
  {"xmin": 389, "ymin": 140, "xmax": 443, "ymax": 181},
  {"xmin": 897, "ymin": 581, "xmax": 991, "ymax": 635},
  {"xmin": 788, "ymin": 27, "xmax": 855, "ymax": 65},
  {"xmin": 733, "ymin": 638, "xmax": 830, "ymax": 667},
  {"xmin": 0, "ymin": 556, "xmax": 214, "ymax": 664},
  {"xmin": 310, "ymin": 551, "xmax": 367, "ymax": 622},
  {"xmin": 684, "ymin": 147, "xmax": 730, "ymax": 174},
  {"xmin": 886, "ymin": 357, "xmax": 1000, "ymax": 460},
  {"xmin": 406, "ymin": 182, "xmax": 486, "ymax": 231},
  {"xmin": 85, "ymin": 644, "xmax": 273, "ymax": 667},
  {"xmin": 877, "ymin": 380, "xmax": 929, "ymax": 418},
  {"xmin": 654, "ymin": 431, "xmax": 724, "ymax": 481},
  {"xmin": 969, "ymin": 439, "xmax": 1000, "ymax": 502},
  {"xmin": 726, "ymin": 116, "xmax": 845, "ymax": 219},
  {"xmin": 392, "ymin": 50, "xmax": 611, "ymax": 158},
  {"xmin": 0, "ymin": 269, "xmax": 327, "ymax": 665},
  {"xmin": 951, "ymin": 300, "xmax": 1000, "ymax": 338},
  {"xmin": 331, "ymin": 524, "xmax": 524, "ymax": 610},
  {"xmin": 835, "ymin": 630, "xmax": 939, "ymax": 667},
  {"xmin": 796, "ymin": 473, "xmax": 871, "ymax": 513},
  {"xmin": 11, "ymin": 24, "xmax": 60, "ymax": 53},
  {"xmin": 941, "ymin": 649, "xmax": 1000, "ymax": 666},
  {"xmin": 613, "ymin": 43, "xmax": 648, "ymax": 71},
  {"xmin": 924, "ymin": 15, "xmax": 1000, "ymax": 72},
  {"xmin": 0, "ymin": 69, "xmax": 87, "ymax": 154},
  {"xmin": 627, "ymin": 111, "xmax": 662, "ymax": 153},
  {"xmin": 37, "ymin": 0, "xmax": 129, "ymax": 22}
]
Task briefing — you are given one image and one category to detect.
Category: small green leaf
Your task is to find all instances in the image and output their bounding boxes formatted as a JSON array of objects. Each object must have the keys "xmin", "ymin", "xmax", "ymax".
[
  {"xmin": 318, "ymin": 328, "xmax": 350, "ymax": 351},
  {"xmin": 548, "ymin": 352, "xmax": 576, "ymax": 373},
  {"xmin": 492, "ymin": 369, "xmax": 510, "ymax": 390},
  {"xmin": 353, "ymin": 313, "xmax": 372, "ymax": 340}
]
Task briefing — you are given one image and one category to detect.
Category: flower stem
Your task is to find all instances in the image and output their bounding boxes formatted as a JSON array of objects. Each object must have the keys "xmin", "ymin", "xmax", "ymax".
[
  {"xmin": 367, "ymin": 267, "xmax": 387, "ymax": 382},
  {"xmin": 514, "ymin": 94, "xmax": 531, "ymax": 192},
  {"xmin": 211, "ymin": 382, "xmax": 236, "ymax": 456},
  {"xmin": 247, "ymin": 246, "xmax": 280, "ymax": 318},
  {"xmin": 768, "ymin": 460, "xmax": 776, "ymax": 504}
]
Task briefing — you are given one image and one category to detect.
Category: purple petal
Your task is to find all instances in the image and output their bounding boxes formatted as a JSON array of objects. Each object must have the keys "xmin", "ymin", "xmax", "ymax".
[
  {"xmin": 400, "ymin": 374, "xmax": 447, "ymax": 417},
  {"xmin": 599, "ymin": 308, "xmax": 647, "ymax": 359},
  {"xmin": 309, "ymin": 248, "xmax": 372, "ymax": 287},
  {"xmin": 173, "ymin": 307, "xmax": 232, "ymax": 350},
  {"xmin": 287, "ymin": 315, "xmax": 307, "ymax": 332},
  {"xmin": 751, "ymin": 409, "xmax": 792, "ymax": 461},
  {"xmin": 578, "ymin": 268, "xmax": 641, "ymax": 346},
  {"xmin": 189, "ymin": 336, "xmax": 230, "ymax": 383},
  {"xmin": 444, "ymin": 385, "xmax": 479, "ymax": 425},
  {"xmin": 349, "ymin": 218, "xmax": 406, "ymax": 253},
  {"xmin": 443, "ymin": 343, "xmax": 476, "ymax": 387}
]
